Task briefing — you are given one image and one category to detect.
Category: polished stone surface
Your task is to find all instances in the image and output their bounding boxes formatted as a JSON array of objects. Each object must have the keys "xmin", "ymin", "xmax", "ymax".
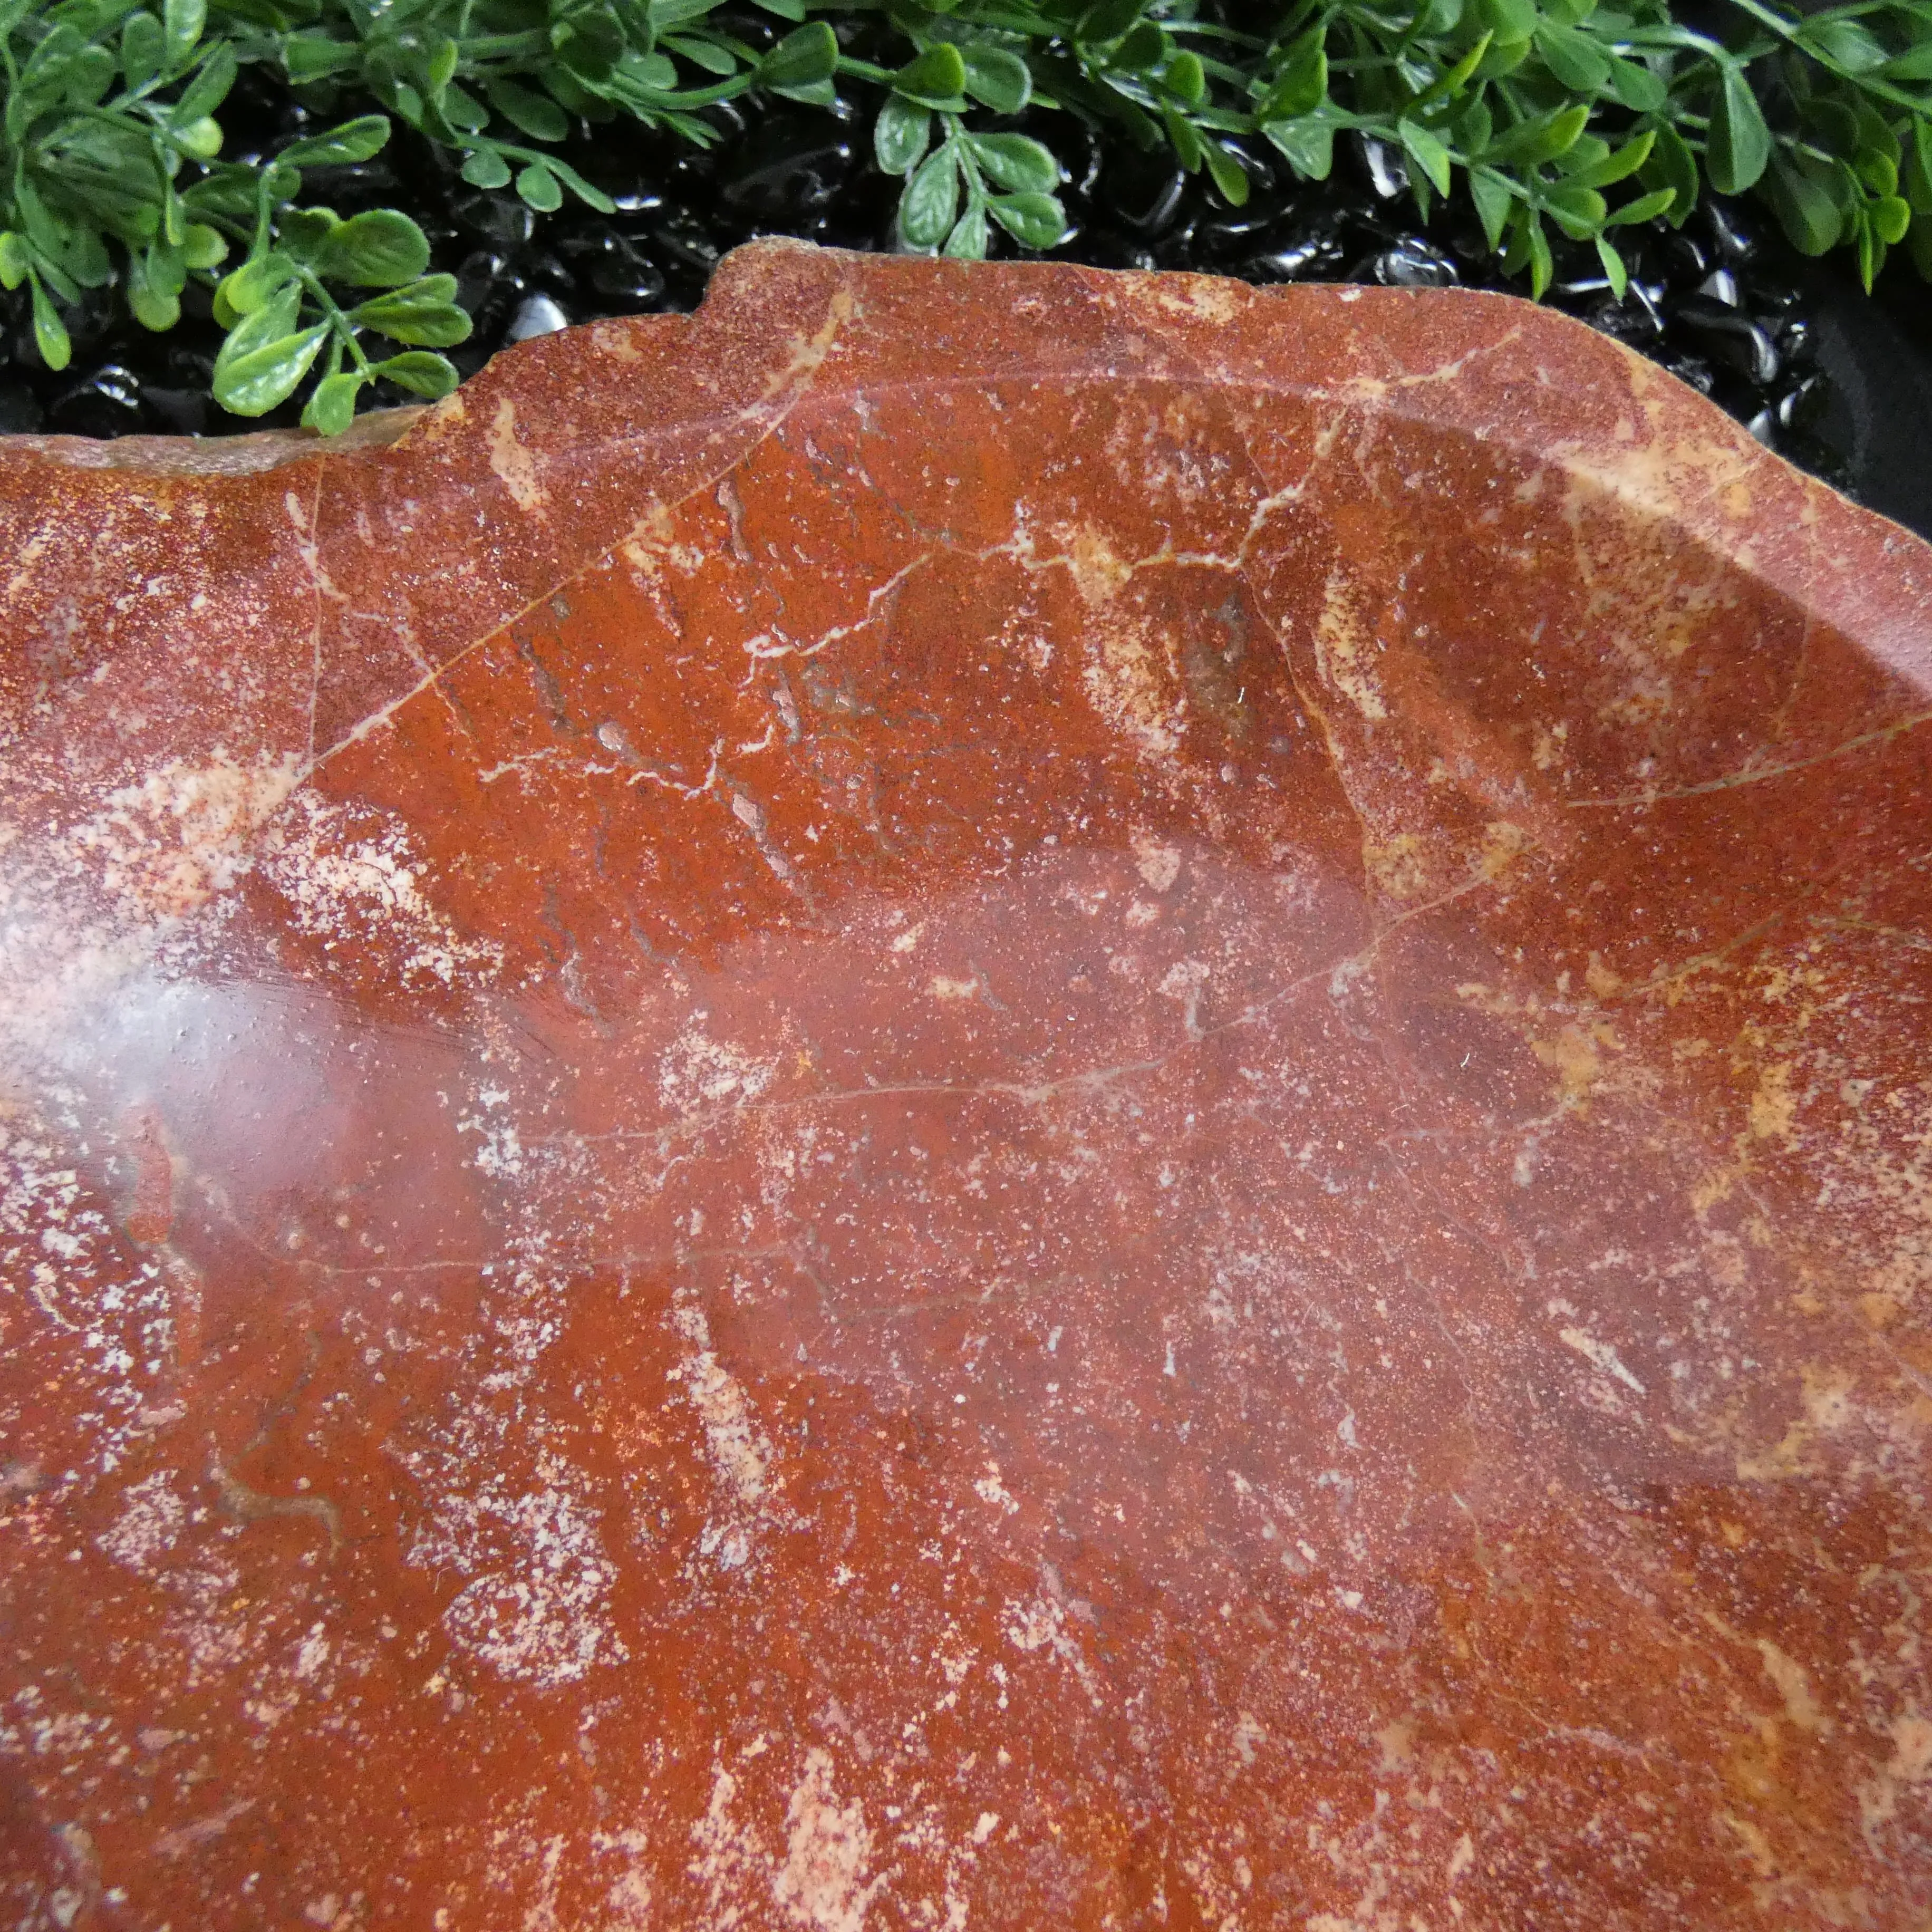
[{"xmin": 4, "ymin": 240, "xmax": 1932, "ymax": 1930}]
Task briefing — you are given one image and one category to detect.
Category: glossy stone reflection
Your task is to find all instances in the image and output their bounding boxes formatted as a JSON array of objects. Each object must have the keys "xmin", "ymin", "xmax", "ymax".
[{"xmin": 3, "ymin": 242, "xmax": 1931, "ymax": 1931}]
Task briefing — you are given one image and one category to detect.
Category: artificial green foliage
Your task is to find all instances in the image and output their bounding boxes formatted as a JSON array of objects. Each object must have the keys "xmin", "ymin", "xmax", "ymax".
[{"xmin": 3, "ymin": 0, "xmax": 1931, "ymax": 429}]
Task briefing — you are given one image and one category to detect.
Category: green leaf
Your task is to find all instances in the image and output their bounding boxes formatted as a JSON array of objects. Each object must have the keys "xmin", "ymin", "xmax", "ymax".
[
  {"xmin": 144, "ymin": 234, "xmax": 186, "ymax": 293},
  {"xmin": 1596, "ymin": 233, "xmax": 1628, "ymax": 300},
  {"xmin": 1477, "ymin": 0, "xmax": 1536, "ymax": 42},
  {"xmin": 173, "ymin": 115, "xmax": 223, "ymax": 160},
  {"xmin": 1604, "ymin": 182, "xmax": 1678, "ymax": 227},
  {"xmin": 553, "ymin": 7, "xmax": 625, "ymax": 82},
  {"xmin": 1801, "ymin": 96, "xmax": 1862, "ymax": 156},
  {"xmin": 1453, "ymin": 94, "xmax": 1492, "ymax": 156},
  {"xmin": 534, "ymin": 152, "xmax": 615, "ymax": 215},
  {"xmin": 15, "ymin": 188, "xmax": 81, "ymax": 300},
  {"xmin": 65, "ymin": 42, "xmax": 118, "ymax": 106},
  {"xmin": 1568, "ymin": 130, "xmax": 1654, "ymax": 190},
  {"xmin": 20, "ymin": 22, "xmax": 81, "ymax": 93},
  {"xmin": 435, "ymin": 85, "xmax": 490, "ymax": 133},
  {"xmin": 968, "ymin": 132, "xmax": 1059, "ymax": 195},
  {"xmin": 627, "ymin": 50, "xmax": 679, "ymax": 92},
  {"xmin": 128, "ymin": 262, "xmax": 180, "ymax": 332},
  {"xmin": 316, "ymin": 209, "xmax": 430, "ymax": 287},
  {"xmin": 1858, "ymin": 218, "xmax": 1882, "ymax": 291},
  {"xmin": 1476, "ymin": 32, "xmax": 1532, "ymax": 79},
  {"xmin": 942, "ymin": 204, "xmax": 989, "ymax": 258},
  {"xmin": 1707, "ymin": 61, "xmax": 1771, "ymax": 196},
  {"xmin": 215, "ymin": 321, "xmax": 326, "ymax": 415},
  {"xmin": 1399, "ymin": 120, "xmax": 1452, "ymax": 197},
  {"xmin": 989, "ymin": 192, "xmax": 1068, "ymax": 249},
  {"xmin": 121, "ymin": 11, "xmax": 163, "ymax": 90},
  {"xmin": 279, "ymin": 115, "xmax": 391, "ymax": 167},
  {"xmin": 1109, "ymin": 18, "xmax": 1164, "ymax": 70},
  {"xmin": 1077, "ymin": 0, "xmax": 1145, "ymax": 42},
  {"xmin": 1261, "ymin": 27, "xmax": 1326, "ymax": 121},
  {"xmin": 1164, "ymin": 50, "xmax": 1205, "ymax": 106},
  {"xmin": 218, "ymin": 252, "xmax": 296, "ymax": 316},
  {"xmin": 1162, "ymin": 103, "xmax": 1204, "ymax": 172},
  {"xmin": 373, "ymin": 350, "xmax": 460, "ymax": 399},
  {"xmin": 1263, "ymin": 115, "xmax": 1334, "ymax": 181},
  {"xmin": 665, "ymin": 34, "xmax": 739, "ymax": 77},
  {"xmin": 181, "ymin": 221, "xmax": 226, "ymax": 269},
  {"xmin": 962, "ymin": 45, "xmax": 1031, "ymax": 115},
  {"xmin": 221, "ymin": 276, "xmax": 302, "ymax": 354},
  {"xmin": 303, "ymin": 369, "xmax": 365, "ymax": 436},
  {"xmin": 874, "ymin": 95, "xmax": 931, "ymax": 176},
  {"xmin": 1906, "ymin": 119, "xmax": 1932, "ymax": 216},
  {"xmin": 1204, "ymin": 142, "xmax": 1250, "ymax": 206},
  {"xmin": 462, "ymin": 147, "xmax": 514, "ymax": 189},
  {"xmin": 1802, "ymin": 17, "xmax": 1888, "ymax": 74},
  {"xmin": 488, "ymin": 76, "xmax": 571, "ymax": 142},
  {"xmin": 171, "ymin": 40, "xmax": 235, "ymax": 121},
  {"xmin": 759, "ymin": 19, "xmax": 838, "ymax": 91},
  {"xmin": 1872, "ymin": 194, "xmax": 1912, "ymax": 245},
  {"xmin": 1527, "ymin": 215, "xmax": 1552, "ymax": 298},
  {"xmin": 899, "ymin": 146, "xmax": 959, "ymax": 249},
  {"xmin": 31, "ymin": 276, "xmax": 70, "ymax": 372},
  {"xmin": 161, "ymin": 0, "xmax": 204, "ymax": 69},
  {"xmin": 278, "ymin": 206, "xmax": 342, "ymax": 259},
  {"xmin": 1853, "ymin": 99, "xmax": 1901, "ymax": 170},
  {"xmin": 1544, "ymin": 181, "xmax": 1608, "ymax": 239},
  {"xmin": 1535, "ymin": 21, "xmax": 1610, "ymax": 93},
  {"xmin": 1911, "ymin": 218, "xmax": 1932, "ymax": 281},
  {"xmin": 517, "ymin": 162, "xmax": 564, "ymax": 213},
  {"xmin": 1858, "ymin": 148, "xmax": 1900, "ymax": 197},
  {"xmin": 893, "ymin": 41, "xmax": 967, "ymax": 108},
  {"xmin": 1884, "ymin": 43, "xmax": 1932, "ymax": 83},
  {"xmin": 1561, "ymin": 134, "xmax": 1613, "ymax": 180},
  {"xmin": 1642, "ymin": 119, "xmax": 1699, "ymax": 228},
  {"xmin": 282, "ymin": 33, "xmax": 355, "ymax": 82},
  {"xmin": 426, "ymin": 35, "xmax": 459, "ymax": 94},
  {"xmin": 771, "ymin": 74, "xmax": 837, "ymax": 107},
  {"xmin": 534, "ymin": 65, "xmax": 592, "ymax": 117},
  {"xmin": 0, "ymin": 232, "xmax": 27, "ymax": 292},
  {"xmin": 1469, "ymin": 165, "xmax": 1513, "ymax": 250},
  {"xmin": 1484, "ymin": 102, "xmax": 1589, "ymax": 167},
  {"xmin": 1606, "ymin": 55, "xmax": 1665, "ymax": 112},
  {"xmin": 350, "ymin": 275, "xmax": 471, "ymax": 346},
  {"xmin": 1407, "ymin": 31, "xmax": 1491, "ymax": 114}
]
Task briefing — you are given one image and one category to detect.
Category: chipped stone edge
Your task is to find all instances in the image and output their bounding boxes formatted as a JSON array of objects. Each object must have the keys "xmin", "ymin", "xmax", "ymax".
[{"xmin": 0, "ymin": 396, "xmax": 423, "ymax": 474}]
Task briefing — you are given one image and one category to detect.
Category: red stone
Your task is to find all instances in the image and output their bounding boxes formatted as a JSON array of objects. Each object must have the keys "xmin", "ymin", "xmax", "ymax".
[{"xmin": 4, "ymin": 239, "xmax": 1932, "ymax": 1930}]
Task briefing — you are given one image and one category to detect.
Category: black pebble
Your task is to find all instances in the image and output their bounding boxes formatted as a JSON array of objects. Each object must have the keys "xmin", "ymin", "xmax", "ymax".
[
  {"xmin": 717, "ymin": 114, "xmax": 856, "ymax": 222},
  {"xmin": 49, "ymin": 366, "xmax": 144, "ymax": 438},
  {"xmin": 1373, "ymin": 241, "xmax": 1459, "ymax": 288},
  {"xmin": 452, "ymin": 190, "xmax": 536, "ymax": 253}
]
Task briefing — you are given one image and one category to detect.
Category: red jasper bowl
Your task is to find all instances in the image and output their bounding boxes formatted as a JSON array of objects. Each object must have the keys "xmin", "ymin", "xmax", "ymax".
[{"xmin": 3, "ymin": 240, "xmax": 1931, "ymax": 1930}]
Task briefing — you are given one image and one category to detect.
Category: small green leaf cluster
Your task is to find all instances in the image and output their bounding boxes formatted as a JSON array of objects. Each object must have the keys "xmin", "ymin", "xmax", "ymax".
[
  {"xmin": 0, "ymin": 0, "xmax": 239, "ymax": 372},
  {"xmin": 5, "ymin": 0, "xmax": 1932, "ymax": 433},
  {"xmin": 873, "ymin": 46, "xmax": 1065, "ymax": 255},
  {"xmin": 211, "ymin": 182, "xmax": 469, "ymax": 427}
]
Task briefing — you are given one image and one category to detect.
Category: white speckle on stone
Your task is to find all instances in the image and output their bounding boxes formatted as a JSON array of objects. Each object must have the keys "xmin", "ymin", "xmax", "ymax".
[
  {"xmin": 96, "ymin": 1471, "xmax": 184, "ymax": 1573},
  {"xmin": 775, "ymin": 1748, "xmax": 881, "ymax": 1932}
]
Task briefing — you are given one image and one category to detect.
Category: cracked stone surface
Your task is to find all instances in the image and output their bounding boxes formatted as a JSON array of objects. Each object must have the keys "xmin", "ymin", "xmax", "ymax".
[{"xmin": 4, "ymin": 238, "xmax": 1932, "ymax": 1931}]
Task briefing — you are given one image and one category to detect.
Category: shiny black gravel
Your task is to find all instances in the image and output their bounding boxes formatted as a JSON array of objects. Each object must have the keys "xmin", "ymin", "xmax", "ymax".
[{"xmin": 0, "ymin": 51, "xmax": 1893, "ymax": 523}]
